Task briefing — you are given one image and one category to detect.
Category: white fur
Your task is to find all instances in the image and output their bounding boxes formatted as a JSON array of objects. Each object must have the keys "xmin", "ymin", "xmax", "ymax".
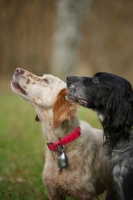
[{"xmin": 11, "ymin": 68, "xmax": 113, "ymax": 200}]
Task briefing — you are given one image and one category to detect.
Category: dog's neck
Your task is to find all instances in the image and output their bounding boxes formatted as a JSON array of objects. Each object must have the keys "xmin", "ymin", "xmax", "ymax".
[
  {"xmin": 35, "ymin": 107, "xmax": 80, "ymax": 143},
  {"xmin": 93, "ymin": 109, "xmax": 105, "ymax": 122}
]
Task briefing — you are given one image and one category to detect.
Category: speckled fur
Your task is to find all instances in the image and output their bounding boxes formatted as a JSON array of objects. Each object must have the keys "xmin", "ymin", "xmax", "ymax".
[
  {"xmin": 11, "ymin": 68, "xmax": 114, "ymax": 200},
  {"xmin": 66, "ymin": 73, "xmax": 133, "ymax": 200}
]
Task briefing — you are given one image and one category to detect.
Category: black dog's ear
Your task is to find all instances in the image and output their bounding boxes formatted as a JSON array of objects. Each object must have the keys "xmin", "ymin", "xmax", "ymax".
[{"xmin": 103, "ymin": 87, "xmax": 133, "ymax": 147}]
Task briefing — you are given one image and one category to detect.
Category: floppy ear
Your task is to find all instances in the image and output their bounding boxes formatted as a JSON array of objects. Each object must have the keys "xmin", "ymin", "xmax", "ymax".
[
  {"xmin": 103, "ymin": 87, "xmax": 133, "ymax": 147},
  {"xmin": 53, "ymin": 88, "xmax": 77, "ymax": 128}
]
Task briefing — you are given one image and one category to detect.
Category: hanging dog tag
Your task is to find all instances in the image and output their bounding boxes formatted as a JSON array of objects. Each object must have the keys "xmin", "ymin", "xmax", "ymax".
[{"xmin": 57, "ymin": 146, "xmax": 68, "ymax": 168}]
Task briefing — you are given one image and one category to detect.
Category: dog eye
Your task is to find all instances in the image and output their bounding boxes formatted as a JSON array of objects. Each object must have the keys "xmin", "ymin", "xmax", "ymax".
[
  {"xmin": 93, "ymin": 77, "xmax": 99, "ymax": 83},
  {"xmin": 43, "ymin": 78, "xmax": 49, "ymax": 84}
]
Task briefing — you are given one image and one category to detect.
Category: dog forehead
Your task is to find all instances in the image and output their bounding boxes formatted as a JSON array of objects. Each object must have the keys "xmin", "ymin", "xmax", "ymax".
[
  {"xmin": 43, "ymin": 74, "xmax": 57, "ymax": 82},
  {"xmin": 43, "ymin": 74, "xmax": 66, "ymax": 86},
  {"xmin": 94, "ymin": 72, "xmax": 132, "ymax": 90}
]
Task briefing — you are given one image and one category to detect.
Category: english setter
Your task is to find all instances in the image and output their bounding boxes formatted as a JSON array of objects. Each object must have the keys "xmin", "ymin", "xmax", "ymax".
[
  {"xmin": 11, "ymin": 69, "xmax": 116, "ymax": 200},
  {"xmin": 67, "ymin": 72, "xmax": 133, "ymax": 200}
]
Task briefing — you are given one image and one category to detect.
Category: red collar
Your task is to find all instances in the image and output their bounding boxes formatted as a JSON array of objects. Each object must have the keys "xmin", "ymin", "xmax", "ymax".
[{"xmin": 47, "ymin": 127, "xmax": 81, "ymax": 151}]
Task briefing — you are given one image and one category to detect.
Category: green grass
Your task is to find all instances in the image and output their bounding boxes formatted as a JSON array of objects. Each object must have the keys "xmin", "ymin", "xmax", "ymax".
[{"xmin": 0, "ymin": 79, "xmax": 103, "ymax": 200}]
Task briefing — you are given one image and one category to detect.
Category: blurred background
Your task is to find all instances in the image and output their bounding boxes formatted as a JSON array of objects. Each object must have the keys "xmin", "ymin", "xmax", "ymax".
[
  {"xmin": 0, "ymin": 0, "xmax": 133, "ymax": 199},
  {"xmin": 0, "ymin": 0, "xmax": 133, "ymax": 81}
]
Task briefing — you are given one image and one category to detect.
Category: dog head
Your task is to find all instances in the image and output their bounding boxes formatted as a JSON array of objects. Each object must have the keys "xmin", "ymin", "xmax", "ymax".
[
  {"xmin": 67, "ymin": 72, "xmax": 133, "ymax": 147},
  {"xmin": 11, "ymin": 68, "xmax": 66, "ymax": 108},
  {"xmin": 11, "ymin": 68, "xmax": 77, "ymax": 128}
]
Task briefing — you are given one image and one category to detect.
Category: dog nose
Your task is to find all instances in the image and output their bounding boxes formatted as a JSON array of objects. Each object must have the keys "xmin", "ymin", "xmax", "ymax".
[
  {"xmin": 16, "ymin": 68, "xmax": 24, "ymax": 74},
  {"xmin": 67, "ymin": 76, "xmax": 79, "ymax": 84},
  {"xmin": 66, "ymin": 76, "xmax": 73, "ymax": 83}
]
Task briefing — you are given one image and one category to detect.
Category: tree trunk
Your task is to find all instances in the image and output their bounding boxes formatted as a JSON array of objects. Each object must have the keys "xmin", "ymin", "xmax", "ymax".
[{"xmin": 50, "ymin": 0, "xmax": 91, "ymax": 80}]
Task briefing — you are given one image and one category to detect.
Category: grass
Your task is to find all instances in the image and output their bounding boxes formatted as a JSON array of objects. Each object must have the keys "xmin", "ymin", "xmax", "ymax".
[{"xmin": 0, "ymin": 79, "xmax": 103, "ymax": 200}]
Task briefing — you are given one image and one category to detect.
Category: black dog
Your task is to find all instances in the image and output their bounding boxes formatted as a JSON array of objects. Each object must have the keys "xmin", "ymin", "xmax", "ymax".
[{"xmin": 67, "ymin": 72, "xmax": 133, "ymax": 200}]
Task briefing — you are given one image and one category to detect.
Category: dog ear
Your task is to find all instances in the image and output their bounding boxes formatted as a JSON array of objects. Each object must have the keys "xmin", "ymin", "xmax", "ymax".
[
  {"xmin": 103, "ymin": 87, "xmax": 133, "ymax": 147},
  {"xmin": 53, "ymin": 88, "xmax": 77, "ymax": 128}
]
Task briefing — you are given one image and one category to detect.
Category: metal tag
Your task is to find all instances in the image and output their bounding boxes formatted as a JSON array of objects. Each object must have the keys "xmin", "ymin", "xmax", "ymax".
[{"xmin": 57, "ymin": 146, "xmax": 68, "ymax": 168}]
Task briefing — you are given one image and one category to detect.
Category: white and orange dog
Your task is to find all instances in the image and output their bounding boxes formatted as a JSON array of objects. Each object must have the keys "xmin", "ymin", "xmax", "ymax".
[{"xmin": 11, "ymin": 68, "xmax": 116, "ymax": 200}]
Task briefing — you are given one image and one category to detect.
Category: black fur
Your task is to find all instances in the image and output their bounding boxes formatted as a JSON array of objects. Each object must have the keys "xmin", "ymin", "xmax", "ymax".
[
  {"xmin": 67, "ymin": 72, "xmax": 133, "ymax": 148},
  {"xmin": 66, "ymin": 72, "xmax": 133, "ymax": 200}
]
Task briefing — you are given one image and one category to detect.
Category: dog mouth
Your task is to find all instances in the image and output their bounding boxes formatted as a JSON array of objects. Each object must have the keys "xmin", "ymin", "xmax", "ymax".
[
  {"xmin": 67, "ymin": 93, "xmax": 87, "ymax": 107},
  {"xmin": 12, "ymin": 79, "xmax": 28, "ymax": 95}
]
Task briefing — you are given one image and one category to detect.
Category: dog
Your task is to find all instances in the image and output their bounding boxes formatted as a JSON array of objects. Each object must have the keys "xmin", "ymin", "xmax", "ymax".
[
  {"xmin": 66, "ymin": 72, "xmax": 133, "ymax": 200},
  {"xmin": 11, "ymin": 68, "xmax": 117, "ymax": 200}
]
